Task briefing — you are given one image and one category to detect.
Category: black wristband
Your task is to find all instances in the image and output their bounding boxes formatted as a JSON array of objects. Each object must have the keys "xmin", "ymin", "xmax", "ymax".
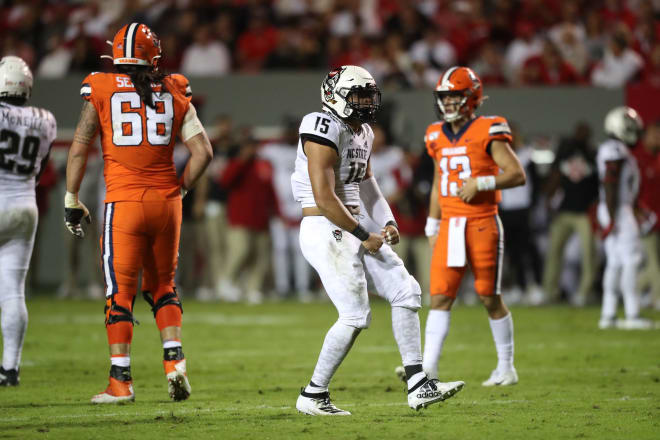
[
  {"xmin": 351, "ymin": 224, "xmax": 370, "ymax": 241},
  {"xmin": 385, "ymin": 220, "xmax": 398, "ymax": 230}
]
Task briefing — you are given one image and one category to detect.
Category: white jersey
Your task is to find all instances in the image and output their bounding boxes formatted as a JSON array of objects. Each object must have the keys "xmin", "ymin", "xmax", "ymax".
[
  {"xmin": 596, "ymin": 139, "xmax": 639, "ymax": 208},
  {"xmin": 291, "ymin": 111, "xmax": 373, "ymax": 208},
  {"xmin": 0, "ymin": 102, "xmax": 56, "ymax": 199}
]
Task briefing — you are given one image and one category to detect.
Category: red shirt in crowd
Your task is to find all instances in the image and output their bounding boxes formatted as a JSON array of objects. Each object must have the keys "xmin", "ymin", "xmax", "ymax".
[
  {"xmin": 633, "ymin": 145, "xmax": 660, "ymax": 232},
  {"xmin": 219, "ymin": 156, "xmax": 277, "ymax": 231}
]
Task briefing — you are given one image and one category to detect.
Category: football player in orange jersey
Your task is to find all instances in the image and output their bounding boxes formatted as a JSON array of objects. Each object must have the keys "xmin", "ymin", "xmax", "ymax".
[
  {"xmin": 421, "ymin": 67, "xmax": 526, "ymax": 386},
  {"xmin": 64, "ymin": 23, "xmax": 213, "ymax": 403}
]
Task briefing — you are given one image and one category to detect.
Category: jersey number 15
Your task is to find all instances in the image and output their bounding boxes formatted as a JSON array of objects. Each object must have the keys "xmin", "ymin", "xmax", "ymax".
[{"xmin": 111, "ymin": 92, "xmax": 174, "ymax": 147}]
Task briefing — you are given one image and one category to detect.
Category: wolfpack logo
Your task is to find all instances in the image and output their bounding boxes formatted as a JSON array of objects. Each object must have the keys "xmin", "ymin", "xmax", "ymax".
[
  {"xmin": 332, "ymin": 229, "xmax": 342, "ymax": 242},
  {"xmin": 323, "ymin": 67, "xmax": 345, "ymax": 103}
]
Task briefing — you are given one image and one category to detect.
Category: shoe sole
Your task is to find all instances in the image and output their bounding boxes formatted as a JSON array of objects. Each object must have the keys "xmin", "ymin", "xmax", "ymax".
[
  {"xmin": 411, "ymin": 382, "xmax": 464, "ymax": 410},
  {"xmin": 91, "ymin": 394, "xmax": 135, "ymax": 404},
  {"xmin": 168, "ymin": 373, "xmax": 191, "ymax": 401}
]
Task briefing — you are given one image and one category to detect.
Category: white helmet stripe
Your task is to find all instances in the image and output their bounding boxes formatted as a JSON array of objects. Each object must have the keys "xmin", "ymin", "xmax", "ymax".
[
  {"xmin": 441, "ymin": 66, "xmax": 458, "ymax": 86},
  {"xmin": 124, "ymin": 23, "xmax": 139, "ymax": 58}
]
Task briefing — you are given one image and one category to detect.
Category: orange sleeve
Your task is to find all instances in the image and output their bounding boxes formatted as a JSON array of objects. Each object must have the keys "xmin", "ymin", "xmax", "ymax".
[
  {"xmin": 425, "ymin": 123, "xmax": 442, "ymax": 159},
  {"xmin": 168, "ymin": 74, "xmax": 193, "ymax": 101},
  {"xmin": 80, "ymin": 73, "xmax": 96, "ymax": 102},
  {"xmin": 486, "ymin": 116, "xmax": 513, "ymax": 145}
]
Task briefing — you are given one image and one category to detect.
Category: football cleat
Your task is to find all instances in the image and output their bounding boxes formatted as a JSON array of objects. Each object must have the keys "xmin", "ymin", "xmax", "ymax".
[
  {"xmin": 296, "ymin": 389, "xmax": 351, "ymax": 416},
  {"xmin": 408, "ymin": 378, "xmax": 464, "ymax": 410},
  {"xmin": 482, "ymin": 367, "xmax": 518, "ymax": 387},
  {"xmin": 91, "ymin": 377, "xmax": 135, "ymax": 403},
  {"xmin": 598, "ymin": 316, "xmax": 617, "ymax": 329},
  {"xmin": 0, "ymin": 367, "xmax": 19, "ymax": 386},
  {"xmin": 615, "ymin": 318, "xmax": 654, "ymax": 330},
  {"xmin": 164, "ymin": 359, "xmax": 191, "ymax": 401}
]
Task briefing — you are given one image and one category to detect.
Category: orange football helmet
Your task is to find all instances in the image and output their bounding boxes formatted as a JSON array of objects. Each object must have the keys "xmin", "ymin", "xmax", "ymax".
[
  {"xmin": 108, "ymin": 23, "xmax": 161, "ymax": 68},
  {"xmin": 434, "ymin": 66, "xmax": 483, "ymax": 123}
]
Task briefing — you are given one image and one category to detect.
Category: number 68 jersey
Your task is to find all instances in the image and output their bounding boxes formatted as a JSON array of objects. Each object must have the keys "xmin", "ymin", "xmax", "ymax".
[
  {"xmin": 425, "ymin": 115, "xmax": 512, "ymax": 218},
  {"xmin": 291, "ymin": 111, "xmax": 373, "ymax": 208},
  {"xmin": 80, "ymin": 72, "xmax": 192, "ymax": 202},
  {"xmin": 0, "ymin": 102, "xmax": 56, "ymax": 198}
]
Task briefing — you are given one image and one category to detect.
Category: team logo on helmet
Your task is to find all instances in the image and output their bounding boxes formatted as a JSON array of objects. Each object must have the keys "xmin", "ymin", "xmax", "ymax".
[{"xmin": 323, "ymin": 67, "xmax": 345, "ymax": 103}]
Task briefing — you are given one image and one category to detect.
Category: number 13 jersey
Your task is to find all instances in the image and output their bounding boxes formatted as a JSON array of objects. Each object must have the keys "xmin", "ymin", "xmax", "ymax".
[
  {"xmin": 425, "ymin": 115, "xmax": 512, "ymax": 218},
  {"xmin": 80, "ymin": 72, "xmax": 192, "ymax": 202},
  {"xmin": 291, "ymin": 111, "xmax": 373, "ymax": 208}
]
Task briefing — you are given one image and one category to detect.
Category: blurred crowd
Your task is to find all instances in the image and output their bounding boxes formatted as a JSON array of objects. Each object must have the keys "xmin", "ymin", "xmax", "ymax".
[
  {"xmin": 40, "ymin": 111, "xmax": 660, "ymax": 310},
  {"xmin": 2, "ymin": 0, "xmax": 660, "ymax": 88}
]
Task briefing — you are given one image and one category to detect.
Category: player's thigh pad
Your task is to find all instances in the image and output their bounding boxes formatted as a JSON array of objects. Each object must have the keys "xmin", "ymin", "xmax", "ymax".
[
  {"xmin": 363, "ymin": 244, "xmax": 421, "ymax": 310},
  {"xmin": 141, "ymin": 197, "xmax": 182, "ymax": 292},
  {"xmin": 430, "ymin": 219, "xmax": 466, "ymax": 297},
  {"xmin": 466, "ymin": 216, "xmax": 503, "ymax": 296},
  {"xmin": 299, "ymin": 216, "xmax": 371, "ymax": 328}
]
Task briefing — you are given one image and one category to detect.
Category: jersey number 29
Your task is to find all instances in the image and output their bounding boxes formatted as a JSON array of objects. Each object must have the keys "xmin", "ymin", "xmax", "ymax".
[{"xmin": 110, "ymin": 92, "xmax": 174, "ymax": 146}]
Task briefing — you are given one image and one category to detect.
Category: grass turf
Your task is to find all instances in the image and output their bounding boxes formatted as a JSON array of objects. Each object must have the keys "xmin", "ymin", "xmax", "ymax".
[{"xmin": 1, "ymin": 298, "xmax": 659, "ymax": 439}]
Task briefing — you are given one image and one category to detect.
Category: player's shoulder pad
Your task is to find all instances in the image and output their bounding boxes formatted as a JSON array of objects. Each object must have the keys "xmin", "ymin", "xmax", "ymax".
[
  {"xmin": 167, "ymin": 73, "xmax": 192, "ymax": 97},
  {"xmin": 598, "ymin": 139, "xmax": 626, "ymax": 162},
  {"xmin": 481, "ymin": 115, "xmax": 511, "ymax": 138},
  {"xmin": 362, "ymin": 122, "xmax": 374, "ymax": 139},
  {"xmin": 80, "ymin": 72, "xmax": 112, "ymax": 100},
  {"xmin": 424, "ymin": 121, "xmax": 444, "ymax": 143},
  {"xmin": 299, "ymin": 111, "xmax": 341, "ymax": 152}
]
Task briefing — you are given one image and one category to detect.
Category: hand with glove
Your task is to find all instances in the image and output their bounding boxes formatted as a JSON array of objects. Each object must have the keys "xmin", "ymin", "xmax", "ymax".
[{"xmin": 64, "ymin": 191, "xmax": 91, "ymax": 238}]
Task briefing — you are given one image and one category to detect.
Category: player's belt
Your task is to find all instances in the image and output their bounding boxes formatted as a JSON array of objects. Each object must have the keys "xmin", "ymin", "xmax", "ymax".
[{"xmin": 302, "ymin": 205, "xmax": 360, "ymax": 217}]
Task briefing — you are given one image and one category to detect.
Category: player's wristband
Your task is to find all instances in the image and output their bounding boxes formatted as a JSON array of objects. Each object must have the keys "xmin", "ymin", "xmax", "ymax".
[
  {"xmin": 476, "ymin": 176, "xmax": 496, "ymax": 191},
  {"xmin": 385, "ymin": 220, "xmax": 398, "ymax": 230},
  {"xmin": 351, "ymin": 224, "xmax": 370, "ymax": 241},
  {"xmin": 425, "ymin": 217, "xmax": 440, "ymax": 237},
  {"xmin": 65, "ymin": 191, "xmax": 79, "ymax": 207}
]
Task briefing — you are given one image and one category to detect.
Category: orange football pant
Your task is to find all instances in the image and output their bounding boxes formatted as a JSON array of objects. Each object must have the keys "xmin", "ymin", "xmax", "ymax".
[
  {"xmin": 101, "ymin": 189, "xmax": 182, "ymax": 346},
  {"xmin": 430, "ymin": 215, "xmax": 504, "ymax": 298}
]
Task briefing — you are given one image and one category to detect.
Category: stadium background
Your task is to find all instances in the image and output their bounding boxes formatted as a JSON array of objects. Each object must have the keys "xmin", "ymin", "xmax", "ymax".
[{"xmin": 3, "ymin": 0, "xmax": 660, "ymax": 301}]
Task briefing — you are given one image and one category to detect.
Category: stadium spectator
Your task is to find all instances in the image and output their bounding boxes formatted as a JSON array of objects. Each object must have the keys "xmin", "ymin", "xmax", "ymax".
[
  {"xmin": 217, "ymin": 130, "xmax": 277, "ymax": 304},
  {"xmin": 591, "ymin": 30, "xmax": 644, "ymax": 88},
  {"xmin": 408, "ymin": 26, "xmax": 457, "ymax": 77},
  {"xmin": 542, "ymin": 122, "xmax": 599, "ymax": 305},
  {"xmin": 470, "ymin": 41, "xmax": 508, "ymax": 85},
  {"xmin": 548, "ymin": 2, "xmax": 589, "ymax": 76},
  {"xmin": 519, "ymin": 39, "xmax": 582, "ymax": 85},
  {"xmin": 259, "ymin": 118, "xmax": 314, "ymax": 302},
  {"xmin": 36, "ymin": 33, "xmax": 72, "ymax": 78},
  {"xmin": 504, "ymin": 21, "xmax": 543, "ymax": 83},
  {"xmin": 584, "ymin": 9, "xmax": 608, "ymax": 64},
  {"xmin": 236, "ymin": 9, "xmax": 279, "ymax": 72},
  {"xmin": 499, "ymin": 124, "xmax": 544, "ymax": 305},
  {"xmin": 180, "ymin": 25, "xmax": 231, "ymax": 77},
  {"xmin": 634, "ymin": 120, "xmax": 660, "ymax": 310},
  {"xmin": 641, "ymin": 44, "xmax": 660, "ymax": 87}
]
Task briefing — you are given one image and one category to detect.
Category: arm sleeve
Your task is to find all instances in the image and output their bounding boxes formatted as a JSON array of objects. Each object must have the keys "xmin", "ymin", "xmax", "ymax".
[
  {"xmin": 487, "ymin": 117, "xmax": 513, "ymax": 144},
  {"xmin": 80, "ymin": 74, "xmax": 94, "ymax": 102},
  {"xmin": 299, "ymin": 112, "xmax": 340, "ymax": 154},
  {"xmin": 359, "ymin": 176, "xmax": 396, "ymax": 228},
  {"xmin": 424, "ymin": 124, "xmax": 440, "ymax": 159}
]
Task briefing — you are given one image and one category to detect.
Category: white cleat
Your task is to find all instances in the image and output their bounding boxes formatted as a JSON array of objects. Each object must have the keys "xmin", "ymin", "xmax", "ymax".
[
  {"xmin": 598, "ymin": 317, "xmax": 617, "ymax": 329},
  {"xmin": 296, "ymin": 389, "xmax": 351, "ymax": 415},
  {"xmin": 165, "ymin": 360, "xmax": 191, "ymax": 401},
  {"xmin": 408, "ymin": 378, "xmax": 464, "ymax": 410},
  {"xmin": 615, "ymin": 318, "xmax": 654, "ymax": 330},
  {"xmin": 482, "ymin": 368, "xmax": 519, "ymax": 387}
]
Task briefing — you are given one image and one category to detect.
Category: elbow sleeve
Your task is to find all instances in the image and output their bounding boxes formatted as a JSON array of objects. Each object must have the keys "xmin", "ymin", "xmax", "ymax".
[{"xmin": 181, "ymin": 104, "xmax": 205, "ymax": 142}]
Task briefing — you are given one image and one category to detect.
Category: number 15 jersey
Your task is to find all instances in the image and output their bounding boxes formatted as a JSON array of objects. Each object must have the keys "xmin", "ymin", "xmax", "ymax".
[
  {"xmin": 80, "ymin": 72, "xmax": 192, "ymax": 202},
  {"xmin": 291, "ymin": 111, "xmax": 373, "ymax": 208},
  {"xmin": 425, "ymin": 115, "xmax": 512, "ymax": 218}
]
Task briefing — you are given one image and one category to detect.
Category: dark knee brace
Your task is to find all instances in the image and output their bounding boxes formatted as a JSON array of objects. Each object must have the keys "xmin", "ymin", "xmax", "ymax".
[{"xmin": 143, "ymin": 288, "xmax": 183, "ymax": 330}]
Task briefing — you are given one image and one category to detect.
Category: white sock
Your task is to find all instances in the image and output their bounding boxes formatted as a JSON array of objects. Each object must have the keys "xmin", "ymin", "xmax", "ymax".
[
  {"xmin": 489, "ymin": 312, "xmax": 514, "ymax": 373},
  {"xmin": 1, "ymin": 298, "xmax": 28, "ymax": 371},
  {"xmin": 308, "ymin": 321, "xmax": 360, "ymax": 390},
  {"xmin": 620, "ymin": 263, "xmax": 640, "ymax": 319},
  {"xmin": 601, "ymin": 263, "xmax": 619, "ymax": 319},
  {"xmin": 163, "ymin": 340, "xmax": 182, "ymax": 349},
  {"xmin": 422, "ymin": 309, "xmax": 450, "ymax": 380},
  {"xmin": 111, "ymin": 355, "xmax": 131, "ymax": 368},
  {"xmin": 391, "ymin": 306, "xmax": 422, "ymax": 366}
]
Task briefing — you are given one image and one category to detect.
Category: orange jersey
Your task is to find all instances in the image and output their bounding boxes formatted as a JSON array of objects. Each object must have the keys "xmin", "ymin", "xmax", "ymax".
[
  {"xmin": 81, "ymin": 72, "xmax": 192, "ymax": 202},
  {"xmin": 425, "ymin": 115, "xmax": 513, "ymax": 218}
]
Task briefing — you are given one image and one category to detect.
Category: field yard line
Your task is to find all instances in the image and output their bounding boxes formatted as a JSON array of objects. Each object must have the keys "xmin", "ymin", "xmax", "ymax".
[{"xmin": 2, "ymin": 396, "xmax": 653, "ymax": 425}]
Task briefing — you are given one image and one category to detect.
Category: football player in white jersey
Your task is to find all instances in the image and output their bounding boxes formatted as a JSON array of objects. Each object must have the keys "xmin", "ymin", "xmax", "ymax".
[
  {"xmin": 0, "ymin": 56, "xmax": 57, "ymax": 385},
  {"xmin": 291, "ymin": 65, "xmax": 464, "ymax": 415},
  {"xmin": 597, "ymin": 107, "xmax": 652, "ymax": 330}
]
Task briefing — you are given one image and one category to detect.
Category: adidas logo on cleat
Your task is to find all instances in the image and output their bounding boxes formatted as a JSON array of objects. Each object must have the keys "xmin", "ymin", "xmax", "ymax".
[{"xmin": 417, "ymin": 390, "xmax": 442, "ymax": 399}]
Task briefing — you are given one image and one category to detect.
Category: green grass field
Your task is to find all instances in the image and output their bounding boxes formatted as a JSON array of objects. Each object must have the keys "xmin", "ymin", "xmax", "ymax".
[{"xmin": 1, "ymin": 298, "xmax": 659, "ymax": 439}]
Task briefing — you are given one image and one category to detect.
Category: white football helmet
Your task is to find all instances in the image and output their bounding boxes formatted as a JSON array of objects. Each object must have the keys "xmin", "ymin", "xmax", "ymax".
[
  {"xmin": 321, "ymin": 65, "xmax": 381, "ymax": 122},
  {"xmin": 604, "ymin": 106, "xmax": 643, "ymax": 146},
  {"xmin": 0, "ymin": 56, "xmax": 33, "ymax": 101}
]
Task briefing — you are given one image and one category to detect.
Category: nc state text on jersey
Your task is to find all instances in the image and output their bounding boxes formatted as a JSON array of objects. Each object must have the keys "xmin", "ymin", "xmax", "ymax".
[{"xmin": 346, "ymin": 148, "xmax": 368, "ymax": 160}]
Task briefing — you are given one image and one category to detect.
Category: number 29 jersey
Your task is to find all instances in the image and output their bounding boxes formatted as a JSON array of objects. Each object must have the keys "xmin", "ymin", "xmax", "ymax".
[
  {"xmin": 291, "ymin": 111, "xmax": 373, "ymax": 208},
  {"xmin": 425, "ymin": 115, "xmax": 512, "ymax": 218},
  {"xmin": 80, "ymin": 72, "xmax": 192, "ymax": 202},
  {"xmin": 0, "ymin": 102, "xmax": 56, "ymax": 198}
]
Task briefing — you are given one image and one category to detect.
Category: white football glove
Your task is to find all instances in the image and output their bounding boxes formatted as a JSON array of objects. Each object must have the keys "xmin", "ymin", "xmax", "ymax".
[{"xmin": 64, "ymin": 191, "xmax": 91, "ymax": 238}]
